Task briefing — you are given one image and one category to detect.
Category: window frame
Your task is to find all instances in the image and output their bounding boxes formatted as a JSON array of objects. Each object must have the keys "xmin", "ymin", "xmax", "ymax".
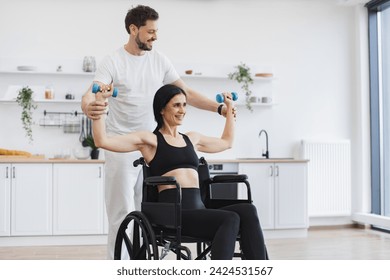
[{"xmin": 366, "ymin": 0, "xmax": 390, "ymax": 215}]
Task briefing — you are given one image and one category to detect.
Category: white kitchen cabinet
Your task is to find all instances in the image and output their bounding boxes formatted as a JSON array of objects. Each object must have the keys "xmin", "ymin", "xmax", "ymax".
[
  {"xmin": 11, "ymin": 163, "xmax": 53, "ymax": 236},
  {"xmin": 239, "ymin": 162, "xmax": 308, "ymax": 231},
  {"xmin": 0, "ymin": 164, "xmax": 11, "ymax": 236},
  {"xmin": 53, "ymin": 163, "xmax": 104, "ymax": 235},
  {"xmin": 103, "ymin": 205, "xmax": 109, "ymax": 235}
]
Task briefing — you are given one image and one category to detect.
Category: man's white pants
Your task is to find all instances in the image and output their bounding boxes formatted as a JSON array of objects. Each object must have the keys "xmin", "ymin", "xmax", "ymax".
[{"xmin": 104, "ymin": 150, "xmax": 143, "ymax": 259}]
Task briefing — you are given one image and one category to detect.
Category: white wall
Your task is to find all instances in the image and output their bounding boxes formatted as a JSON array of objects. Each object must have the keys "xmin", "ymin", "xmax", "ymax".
[{"xmin": 0, "ymin": 0, "xmax": 369, "ymax": 214}]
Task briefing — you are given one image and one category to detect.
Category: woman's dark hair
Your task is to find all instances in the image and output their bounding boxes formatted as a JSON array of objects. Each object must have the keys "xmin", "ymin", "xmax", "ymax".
[
  {"xmin": 125, "ymin": 5, "xmax": 159, "ymax": 34},
  {"xmin": 153, "ymin": 84, "xmax": 187, "ymax": 131}
]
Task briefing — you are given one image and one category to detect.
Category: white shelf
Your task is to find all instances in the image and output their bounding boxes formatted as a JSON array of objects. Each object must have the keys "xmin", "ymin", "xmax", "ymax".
[
  {"xmin": 253, "ymin": 76, "xmax": 276, "ymax": 81},
  {"xmin": 180, "ymin": 74, "xmax": 275, "ymax": 81},
  {"xmin": 236, "ymin": 102, "xmax": 276, "ymax": 108},
  {"xmin": 34, "ymin": 99, "xmax": 81, "ymax": 103},
  {"xmin": 251, "ymin": 102, "xmax": 276, "ymax": 106},
  {"xmin": 0, "ymin": 67, "xmax": 90, "ymax": 106},
  {"xmin": 0, "ymin": 99, "xmax": 81, "ymax": 104},
  {"xmin": 0, "ymin": 70, "xmax": 94, "ymax": 77},
  {"xmin": 181, "ymin": 74, "xmax": 226, "ymax": 79},
  {"xmin": 0, "ymin": 99, "xmax": 275, "ymax": 108}
]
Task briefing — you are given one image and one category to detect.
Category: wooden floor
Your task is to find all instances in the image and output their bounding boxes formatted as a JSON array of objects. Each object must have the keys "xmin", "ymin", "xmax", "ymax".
[{"xmin": 1, "ymin": 226, "xmax": 390, "ymax": 260}]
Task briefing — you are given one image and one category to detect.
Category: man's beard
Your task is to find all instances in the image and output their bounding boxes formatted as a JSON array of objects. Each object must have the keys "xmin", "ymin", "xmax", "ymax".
[{"xmin": 136, "ymin": 34, "xmax": 153, "ymax": 51}]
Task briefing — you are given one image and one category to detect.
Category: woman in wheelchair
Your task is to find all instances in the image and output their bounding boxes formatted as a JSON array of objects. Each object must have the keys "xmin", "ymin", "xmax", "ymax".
[{"xmin": 93, "ymin": 84, "xmax": 268, "ymax": 260}]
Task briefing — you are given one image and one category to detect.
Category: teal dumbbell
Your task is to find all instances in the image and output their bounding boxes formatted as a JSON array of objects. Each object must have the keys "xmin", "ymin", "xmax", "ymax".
[
  {"xmin": 92, "ymin": 83, "xmax": 118, "ymax": 97},
  {"xmin": 216, "ymin": 92, "xmax": 238, "ymax": 103}
]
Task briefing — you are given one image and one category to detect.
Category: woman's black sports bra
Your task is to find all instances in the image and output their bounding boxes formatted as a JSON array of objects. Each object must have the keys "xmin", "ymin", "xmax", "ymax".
[{"xmin": 148, "ymin": 130, "xmax": 199, "ymax": 176}]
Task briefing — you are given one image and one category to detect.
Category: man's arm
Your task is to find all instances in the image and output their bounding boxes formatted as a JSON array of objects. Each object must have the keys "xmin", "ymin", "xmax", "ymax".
[{"xmin": 171, "ymin": 79, "xmax": 221, "ymax": 114}]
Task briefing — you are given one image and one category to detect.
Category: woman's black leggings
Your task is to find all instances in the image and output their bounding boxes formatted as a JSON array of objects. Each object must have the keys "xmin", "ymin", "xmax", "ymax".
[{"xmin": 158, "ymin": 188, "xmax": 267, "ymax": 260}]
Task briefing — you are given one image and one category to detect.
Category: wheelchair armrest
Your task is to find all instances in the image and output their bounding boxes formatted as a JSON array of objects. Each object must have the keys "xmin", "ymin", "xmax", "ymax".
[
  {"xmin": 145, "ymin": 176, "xmax": 177, "ymax": 186},
  {"xmin": 207, "ymin": 174, "xmax": 252, "ymax": 205},
  {"xmin": 143, "ymin": 176, "xmax": 181, "ymax": 210},
  {"xmin": 211, "ymin": 174, "xmax": 248, "ymax": 183}
]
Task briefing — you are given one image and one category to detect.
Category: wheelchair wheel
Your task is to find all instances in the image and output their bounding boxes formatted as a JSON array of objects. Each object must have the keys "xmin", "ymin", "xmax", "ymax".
[{"xmin": 114, "ymin": 211, "xmax": 159, "ymax": 260}]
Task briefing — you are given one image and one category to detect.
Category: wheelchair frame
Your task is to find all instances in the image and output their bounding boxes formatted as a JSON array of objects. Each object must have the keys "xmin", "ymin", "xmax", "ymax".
[{"xmin": 114, "ymin": 157, "xmax": 253, "ymax": 260}]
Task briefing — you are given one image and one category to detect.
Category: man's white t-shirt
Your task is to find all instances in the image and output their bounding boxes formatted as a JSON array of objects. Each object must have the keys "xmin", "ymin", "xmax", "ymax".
[{"xmin": 94, "ymin": 47, "xmax": 180, "ymax": 135}]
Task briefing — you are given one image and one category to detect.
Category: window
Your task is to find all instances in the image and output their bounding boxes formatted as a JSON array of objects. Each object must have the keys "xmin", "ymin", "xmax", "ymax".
[{"xmin": 367, "ymin": 0, "xmax": 390, "ymax": 217}]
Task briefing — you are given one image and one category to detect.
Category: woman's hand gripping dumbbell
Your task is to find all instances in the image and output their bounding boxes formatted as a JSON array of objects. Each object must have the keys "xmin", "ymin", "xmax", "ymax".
[
  {"xmin": 92, "ymin": 83, "xmax": 118, "ymax": 97},
  {"xmin": 216, "ymin": 92, "xmax": 238, "ymax": 103},
  {"xmin": 92, "ymin": 83, "xmax": 119, "ymax": 105},
  {"xmin": 216, "ymin": 92, "xmax": 238, "ymax": 118},
  {"xmin": 83, "ymin": 83, "xmax": 118, "ymax": 120}
]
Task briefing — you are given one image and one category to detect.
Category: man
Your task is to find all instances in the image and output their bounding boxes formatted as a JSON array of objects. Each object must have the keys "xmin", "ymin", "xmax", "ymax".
[{"xmin": 81, "ymin": 5, "xmax": 228, "ymax": 259}]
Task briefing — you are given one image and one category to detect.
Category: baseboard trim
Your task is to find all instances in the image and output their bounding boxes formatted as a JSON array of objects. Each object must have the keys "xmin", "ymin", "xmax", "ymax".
[
  {"xmin": 309, "ymin": 216, "xmax": 353, "ymax": 227},
  {"xmin": 263, "ymin": 228, "xmax": 308, "ymax": 239},
  {"xmin": 0, "ymin": 235, "xmax": 108, "ymax": 247},
  {"xmin": 309, "ymin": 223, "xmax": 365, "ymax": 230}
]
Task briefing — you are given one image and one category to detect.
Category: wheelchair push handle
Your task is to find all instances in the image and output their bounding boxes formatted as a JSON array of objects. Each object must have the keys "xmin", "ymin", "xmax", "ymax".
[
  {"xmin": 133, "ymin": 157, "xmax": 146, "ymax": 167},
  {"xmin": 215, "ymin": 92, "xmax": 238, "ymax": 103},
  {"xmin": 92, "ymin": 83, "xmax": 118, "ymax": 98}
]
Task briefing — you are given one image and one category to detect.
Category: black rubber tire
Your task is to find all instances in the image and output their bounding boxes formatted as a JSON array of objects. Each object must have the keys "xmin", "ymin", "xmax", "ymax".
[{"xmin": 114, "ymin": 211, "xmax": 159, "ymax": 260}]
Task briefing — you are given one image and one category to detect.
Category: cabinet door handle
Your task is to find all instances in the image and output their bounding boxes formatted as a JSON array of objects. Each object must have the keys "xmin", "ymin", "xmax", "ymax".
[
  {"xmin": 275, "ymin": 165, "xmax": 279, "ymax": 177},
  {"xmin": 6, "ymin": 166, "xmax": 9, "ymax": 178},
  {"xmin": 269, "ymin": 165, "xmax": 273, "ymax": 177},
  {"xmin": 99, "ymin": 167, "xmax": 102, "ymax": 178},
  {"xmin": 12, "ymin": 166, "xmax": 15, "ymax": 178}
]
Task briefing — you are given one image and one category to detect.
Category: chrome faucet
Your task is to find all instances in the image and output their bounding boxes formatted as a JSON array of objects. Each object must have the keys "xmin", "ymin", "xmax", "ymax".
[{"xmin": 259, "ymin": 130, "xmax": 269, "ymax": 159}]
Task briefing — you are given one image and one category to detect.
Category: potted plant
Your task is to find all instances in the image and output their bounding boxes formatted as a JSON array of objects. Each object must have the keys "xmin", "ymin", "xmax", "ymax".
[
  {"xmin": 228, "ymin": 62, "xmax": 254, "ymax": 111},
  {"xmin": 16, "ymin": 86, "xmax": 37, "ymax": 143},
  {"xmin": 84, "ymin": 134, "xmax": 99, "ymax": 159}
]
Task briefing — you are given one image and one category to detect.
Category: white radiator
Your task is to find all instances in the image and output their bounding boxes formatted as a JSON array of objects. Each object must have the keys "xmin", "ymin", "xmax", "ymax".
[{"xmin": 301, "ymin": 140, "xmax": 351, "ymax": 217}]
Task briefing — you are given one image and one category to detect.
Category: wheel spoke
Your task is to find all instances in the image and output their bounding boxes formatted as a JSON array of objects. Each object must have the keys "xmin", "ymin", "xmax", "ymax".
[
  {"xmin": 123, "ymin": 234, "xmax": 134, "ymax": 258},
  {"xmin": 114, "ymin": 211, "xmax": 159, "ymax": 260}
]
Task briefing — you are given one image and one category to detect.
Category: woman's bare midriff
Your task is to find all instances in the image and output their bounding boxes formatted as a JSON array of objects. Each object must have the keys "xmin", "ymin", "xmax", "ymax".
[{"xmin": 157, "ymin": 168, "xmax": 199, "ymax": 192}]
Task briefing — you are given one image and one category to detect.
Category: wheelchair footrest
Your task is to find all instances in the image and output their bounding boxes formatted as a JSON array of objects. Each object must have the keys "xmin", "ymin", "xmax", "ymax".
[{"xmin": 160, "ymin": 241, "xmax": 171, "ymax": 260}]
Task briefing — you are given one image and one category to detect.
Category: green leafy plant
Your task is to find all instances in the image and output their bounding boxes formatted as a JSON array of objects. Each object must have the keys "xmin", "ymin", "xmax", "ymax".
[
  {"xmin": 83, "ymin": 134, "xmax": 100, "ymax": 159},
  {"xmin": 16, "ymin": 86, "xmax": 37, "ymax": 143},
  {"xmin": 84, "ymin": 135, "xmax": 97, "ymax": 150},
  {"xmin": 228, "ymin": 62, "xmax": 254, "ymax": 111}
]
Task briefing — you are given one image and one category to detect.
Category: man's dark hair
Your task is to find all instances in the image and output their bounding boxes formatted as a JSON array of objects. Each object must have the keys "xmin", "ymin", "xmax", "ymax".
[{"xmin": 125, "ymin": 5, "xmax": 159, "ymax": 34}]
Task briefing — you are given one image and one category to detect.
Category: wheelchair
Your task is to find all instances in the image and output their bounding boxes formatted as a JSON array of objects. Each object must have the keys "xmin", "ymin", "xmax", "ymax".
[{"xmin": 114, "ymin": 157, "xmax": 259, "ymax": 260}]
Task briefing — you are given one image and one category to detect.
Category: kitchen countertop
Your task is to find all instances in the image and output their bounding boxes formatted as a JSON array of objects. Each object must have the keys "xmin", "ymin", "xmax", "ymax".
[
  {"xmin": 0, "ymin": 157, "xmax": 308, "ymax": 164},
  {"xmin": 209, "ymin": 158, "xmax": 309, "ymax": 163},
  {"xmin": 0, "ymin": 157, "xmax": 105, "ymax": 163}
]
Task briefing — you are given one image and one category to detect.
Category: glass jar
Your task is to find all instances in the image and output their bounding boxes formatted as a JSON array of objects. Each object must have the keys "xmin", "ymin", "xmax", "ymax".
[{"xmin": 45, "ymin": 86, "xmax": 54, "ymax": 99}]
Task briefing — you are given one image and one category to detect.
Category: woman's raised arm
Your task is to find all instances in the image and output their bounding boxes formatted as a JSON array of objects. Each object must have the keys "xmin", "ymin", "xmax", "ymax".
[
  {"xmin": 187, "ymin": 92, "xmax": 235, "ymax": 153},
  {"xmin": 92, "ymin": 89, "xmax": 154, "ymax": 153}
]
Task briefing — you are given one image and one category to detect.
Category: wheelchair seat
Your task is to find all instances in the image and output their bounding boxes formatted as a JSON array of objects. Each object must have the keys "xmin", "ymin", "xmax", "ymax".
[{"xmin": 114, "ymin": 157, "xmax": 256, "ymax": 260}]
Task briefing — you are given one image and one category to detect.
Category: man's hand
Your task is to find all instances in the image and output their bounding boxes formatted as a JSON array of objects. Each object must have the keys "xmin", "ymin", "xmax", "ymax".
[{"xmin": 84, "ymin": 100, "xmax": 108, "ymax": 120}]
